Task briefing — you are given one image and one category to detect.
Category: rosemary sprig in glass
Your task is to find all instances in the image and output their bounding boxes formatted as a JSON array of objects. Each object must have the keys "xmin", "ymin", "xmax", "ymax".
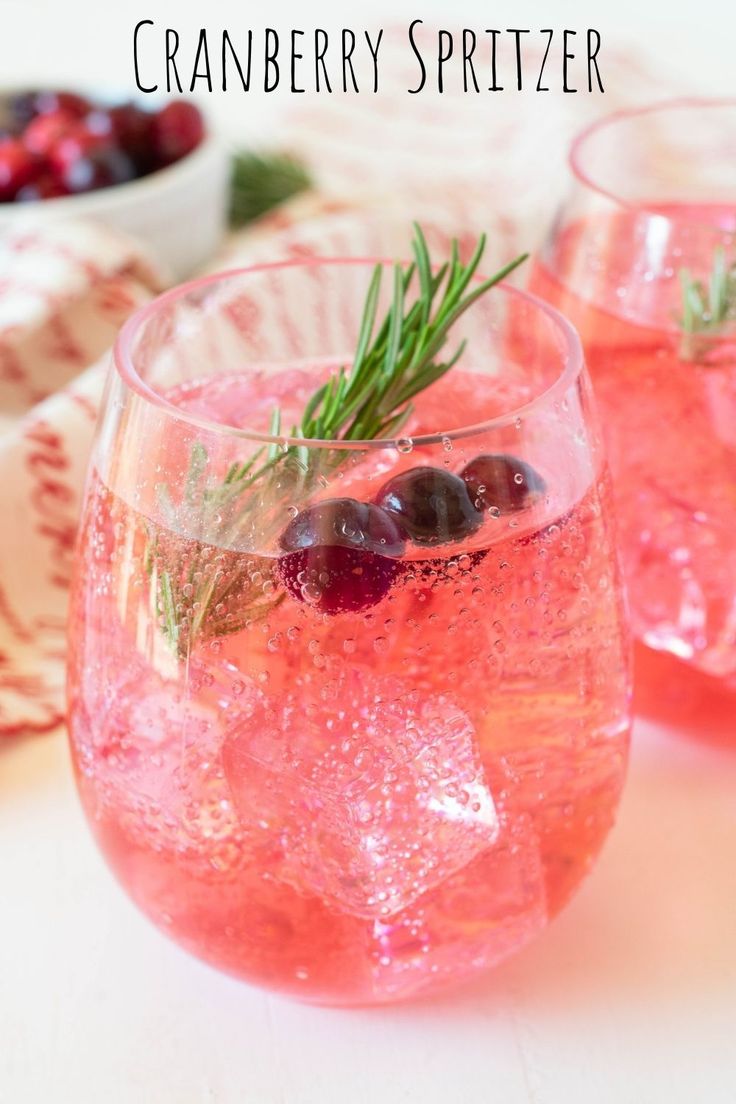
[
  {"xmin": 148, "ymin": 224, "xmax": 528, "ymax": 658},
  {"xmin": 678, "ymin": 246, "xmax": 736, "ymax": 361}
]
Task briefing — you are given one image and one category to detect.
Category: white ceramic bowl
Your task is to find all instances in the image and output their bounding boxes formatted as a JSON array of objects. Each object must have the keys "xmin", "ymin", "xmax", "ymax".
[{"xmin": 0, "ymin": 102, "xmax": 229, "ymax": 280}]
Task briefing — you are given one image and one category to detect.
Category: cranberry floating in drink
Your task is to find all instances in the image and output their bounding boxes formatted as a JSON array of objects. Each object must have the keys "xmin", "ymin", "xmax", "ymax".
[
  {"xmin": 67, "ymin": 229, "xmax": 631, "ymax": 1004},
  {"xmin": 375, "ymin": 466, "xmax": 483, "ymax": 545},
  {"xmin": 461, "ymin": 453, "xmax": 547, "ymax": 514},
  {"xmin": 278, "ymin": 498, "xmax": 405, "ymax": 613}
]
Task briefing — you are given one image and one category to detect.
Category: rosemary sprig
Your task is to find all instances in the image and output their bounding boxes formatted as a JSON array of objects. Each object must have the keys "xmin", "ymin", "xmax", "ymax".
[
  {"xmin": 149, "ymin": 225, "xmax": 528, "ymax": 657},
  {"xmin": 229, "ymin": 150, "xmax": 312, "ymax": 227},
  {"xmin": 220, "ymin": 226, "xmax": 527, "ymax": 484},
  {"xmin": 678, "ymin": 246, "xmax": 736, "ymax": 361}
]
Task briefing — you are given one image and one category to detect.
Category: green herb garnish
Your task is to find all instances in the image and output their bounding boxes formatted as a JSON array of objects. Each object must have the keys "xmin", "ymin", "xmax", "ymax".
[
  {"xmin": 148, "ymin": 224, "xmax": 528, "ymax": 657},
  {"xmin": 679, "ymin": 246, "xmax": 736, "ymax": 361},
  {"xmin": 229, "ymin": 150, "xmax": 312, "ymax": 227}
]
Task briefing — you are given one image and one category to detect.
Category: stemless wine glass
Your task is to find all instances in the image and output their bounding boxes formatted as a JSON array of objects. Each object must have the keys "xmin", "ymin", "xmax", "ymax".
[
  {"xmin": 67, "ymin": 258, "xmax": 630, "ymax": 1004},
  {"xmin": 531, "ymin": 99, "xmax": 736, "ymax": 681}
]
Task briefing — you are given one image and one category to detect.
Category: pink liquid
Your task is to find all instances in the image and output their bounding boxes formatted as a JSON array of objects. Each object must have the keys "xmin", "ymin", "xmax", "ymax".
[
  {"xmin": 531, "ymin": 204, "xmax": 736, "ymax": 680},
  {"xmin": 67, "ymin": 368, "xmax": 630, "ymax": 1003}
]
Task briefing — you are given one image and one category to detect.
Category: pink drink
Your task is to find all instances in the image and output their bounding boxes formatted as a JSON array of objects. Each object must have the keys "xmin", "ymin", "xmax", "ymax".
[
  {"xmin": 532, "ymin": 204, "xmax": 736, "ymax": 678},
  {"xmin": 68, "ymin": 358, "xmax": 629, "ymax": 1004},
  {"xmin": 67, "ymin": 260, "xmax": 630, "ymax": 1002}
]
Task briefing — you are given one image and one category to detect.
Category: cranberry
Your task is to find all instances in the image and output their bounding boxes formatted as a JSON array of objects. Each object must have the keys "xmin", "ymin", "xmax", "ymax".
[
  {"xmin": 50, "ymin": 122, "xmax": 107, "ymax": 173},
  {"xmin": 84, "ymin": 109, "xmax": 115, "ymax": 138},
  {"xmin": 374, "ymin": 466, "xmax": 483, "ymax": 547},
  {"xmin": 460, "ymin": 454, "xmax": 547, "ymax": 514},
  {"xmin": 0, "ymin": 107, "xmax": 14, "ymax": 140},
  {"xmin": 0, "ymin": 139, "xmax": 40, "ymax": 201},
  {"xmin": 23, "ymin": 109, "xmax": 79, "ymax": 156},
  {"xmin": 15, "ymin": 173, "xmax": 68, "ymax": 201},
  {"xmin": 4, "ymin": 90, "xmax": 40, "ymax": 134},
  {"xmin": 59, "ymin": 144, "xmax": 136, "ymax": 194},
  {"xmin": 108, "ymin": 103, "xmax": 155, "ymax": 172},
  {"xmin": 278, "ymin": 498, "xmax": 405, "ymax": 614},
  {"xmin": 151, "ymin": 100, "xmax": 204, "ymax": 166},
  {"xmin": 34, "ymin": 90, "xmax": 90, "ymax": 118}
]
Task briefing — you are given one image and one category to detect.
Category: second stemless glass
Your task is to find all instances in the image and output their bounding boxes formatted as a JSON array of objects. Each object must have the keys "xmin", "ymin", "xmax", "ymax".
[
  {"xmin": 531, "ymin": 99, "xmax": 736, "ymax": 680},
  {"xmin": 67, "ymin": 258, "xmax": 630, "ymax": 1004}
]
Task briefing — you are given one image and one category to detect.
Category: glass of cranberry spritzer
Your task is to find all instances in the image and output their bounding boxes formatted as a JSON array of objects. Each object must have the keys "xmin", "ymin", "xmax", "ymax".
[
  {"xmin": 531, "ymin": 100, "xmax": 736, "ymax": 681},
  {"xmin": 67, "ymin": 256, "xmax": 630, "ymax": 1004}
]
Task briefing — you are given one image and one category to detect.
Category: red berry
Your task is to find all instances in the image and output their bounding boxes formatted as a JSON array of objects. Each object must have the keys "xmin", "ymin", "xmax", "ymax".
[
  {"xmin": 60, "ymin": 144, "xmax": 136, "ymax": 194},
  {"xmin": 34, "ymin": 90, "xmax": 90, "ymax": 118},
  {"xmin": 151, "ymin": 100, "xmax": 204, "ymax": 166},
  {"xmin": 108, "ymin": 102, "xmax": 155, "ymax": 172},
  {"xmin": 15, "ymin": 173, "xmax": 69, "ymax": 201},
  {"xmin": 0, "ymin": 104, "xmax": 15, "ymax": 139},
  {"xmin": 50, "ymin": 123, "xmax": 108, "ymax": 176},
  {"xmin": 84, "ymin": 109, "xmax": 115, "ymax": 138},
  {"xmin": 278, "ymin": 498, "xmax": 405, "ymax": 614},
  {"xmin": 4, "ymin": 90, "xmax": 40, "ymax": 134},
  {"xmin": 0, "ymin": 139, "xmax": 40, "ymax": 201},
  {"xmin": 374, "ymin": 467, "xmax": 483, "ymax": 546},
  {"xmin": 460, "ymin": 454, "xmax": 547, "ymax": 514},
  {"xmin": 23, "ymin": 109, "xmax": 78, "ymax": 156}
]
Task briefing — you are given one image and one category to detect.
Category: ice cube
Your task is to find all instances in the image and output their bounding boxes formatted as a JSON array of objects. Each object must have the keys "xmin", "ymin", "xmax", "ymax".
[
  {"xmin": 87, "ymin": 660, "xmax": 246, "ymax": 869},
  {"xmin": 370, "ymin": 806, "xmax": 547, "ymax": 999},
  {"xmin": 222, "ymin": 670, "xmax": 499, "ymax": 919}
]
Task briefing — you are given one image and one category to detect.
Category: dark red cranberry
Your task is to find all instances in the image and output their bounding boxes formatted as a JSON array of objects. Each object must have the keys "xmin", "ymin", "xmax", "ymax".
[
  {"xmin": 23, "ymin": 109, "xmax": 79, "ymax": 156},
  {"xmin": 59, "ymin": 144, "xmax": 136, "ymax": 194},
  {"xmin": 374, "ymin": 466, "xmax": 483, "ymax": 547},
  {"xmin": 83, "ymin": 109, "xmax": 115, "ymax": 138},
  {"xmin": 0, "ymin": 139, "xmax": 40, "ymax": 201},
  {"xmin": 15, "ymin": 173, "xmax": 69, "ymax": 201},
  {"xmin": 277, "ymin": 498, "xmax": 405, "ymax": 614},
  {"xmin": 34, "ymin": 90, "xmax": 90, "ymax": 118},
  {"xmin": 0, "ymin": 113, "xmax": 13, "ymax": 142},
  {"xmin": 108, "ymin": 102, "xmax": 155, "ymax": 173},
  {"xmin": 50, "ymin": 122, "xmax": 107, "ymax": 174},
  {"xmin": 460, "ymin": 454, "xmax": 547, "ymax": 514},
  {"xmin": 5, "ymin": 90, "xmax": 40, "ymax": 133},
  {"xmin": 151, "ymin": 100, "xmax": 205, "ymax": 166}
]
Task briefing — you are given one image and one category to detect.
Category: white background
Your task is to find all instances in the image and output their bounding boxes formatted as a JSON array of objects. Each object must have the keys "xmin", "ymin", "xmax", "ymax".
[
  {"xmin": 1, "ymin": 0, "xmax": 734, "ymax": 133},
  {"xmin": 2, "ymin": 1, "xmax": 736, "ymax": 1101}
]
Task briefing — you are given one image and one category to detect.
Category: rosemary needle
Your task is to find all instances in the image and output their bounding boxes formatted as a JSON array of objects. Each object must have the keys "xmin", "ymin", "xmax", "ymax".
[{"xmin": 679, "ymin": 245, "xmax": 736, "ymax": 361}]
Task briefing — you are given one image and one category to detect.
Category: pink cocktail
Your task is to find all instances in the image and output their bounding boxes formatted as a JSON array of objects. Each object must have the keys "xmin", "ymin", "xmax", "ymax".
[
  {"xmin": 67, "ymin": 258, "xmax": 630, "ymax": 1003},
  {"xmin": 532, "ymin": 100, "xmax": 736, "ymax": 681}
]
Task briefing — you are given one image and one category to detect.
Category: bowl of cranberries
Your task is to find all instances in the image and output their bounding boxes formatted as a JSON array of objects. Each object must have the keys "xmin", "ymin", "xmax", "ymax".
[{"xmin": 0, "ymin": 88, "xmax": 228, "ymax": 277}]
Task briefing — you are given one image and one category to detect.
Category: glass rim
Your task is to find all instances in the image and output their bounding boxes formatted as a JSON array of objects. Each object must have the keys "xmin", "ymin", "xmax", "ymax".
[
  {"xmin": 569, "ymin": 96, "xmax": 736, "ymax": 215},
  {"xmin": 114, "ymin": 256, "xmax": 583, "ymax": 450}
]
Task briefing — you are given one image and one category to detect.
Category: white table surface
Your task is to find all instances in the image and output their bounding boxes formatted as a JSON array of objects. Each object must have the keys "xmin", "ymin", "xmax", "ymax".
[{"xmin": 2, "ymin": 0, "xmax": 736, "ymax": 1100}]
